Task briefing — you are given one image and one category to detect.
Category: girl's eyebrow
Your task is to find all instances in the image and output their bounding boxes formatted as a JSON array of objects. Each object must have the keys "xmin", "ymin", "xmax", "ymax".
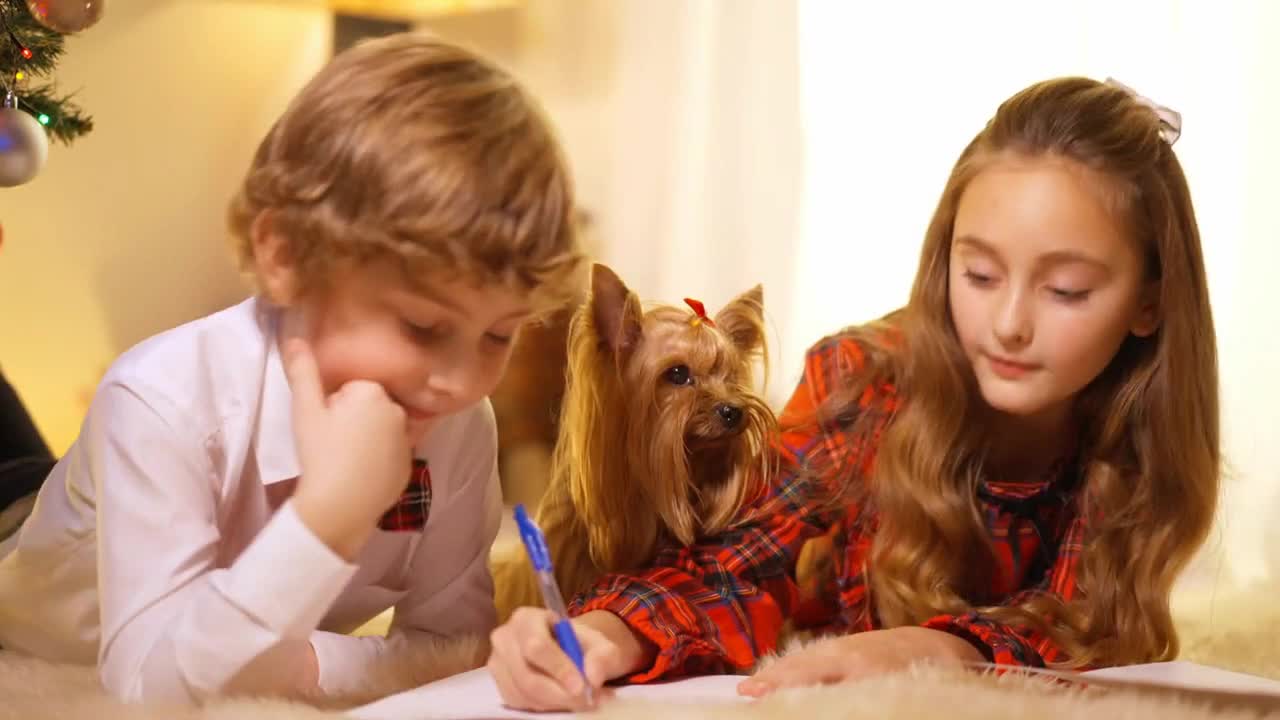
[{"xmin": 955, "ymin": 234, "xmax": 1111, "ymax": 272}]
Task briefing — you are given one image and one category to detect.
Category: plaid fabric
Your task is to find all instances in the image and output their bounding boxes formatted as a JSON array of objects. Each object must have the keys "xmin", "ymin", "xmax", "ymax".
[
  {"xmin": 571, "ymin": 331, "xmax": 1086, "ymax": 682},
  {"xmin": 378, "ymin": 459, "xmax": 433, "ymax": 532}
]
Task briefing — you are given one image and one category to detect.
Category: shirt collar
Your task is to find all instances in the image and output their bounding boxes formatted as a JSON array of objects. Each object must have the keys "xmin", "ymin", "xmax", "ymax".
[
  {"xmin": 254, "ymin": 302, "xmax": 301, "ymax": 485},
  {"xmin": 979, "ymin": 453, "xmax": 1080, "ymax": 505}
]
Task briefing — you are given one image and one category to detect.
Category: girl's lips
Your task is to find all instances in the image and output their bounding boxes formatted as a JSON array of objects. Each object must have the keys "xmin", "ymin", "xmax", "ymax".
[{"xmin": 986, "ymin": 354, "xmax": 1039, "ymax": 380}]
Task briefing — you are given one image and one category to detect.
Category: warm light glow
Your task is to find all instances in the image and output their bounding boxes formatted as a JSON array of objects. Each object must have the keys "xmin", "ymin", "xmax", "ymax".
[{"xmin": 258, "ymin": 0, "xmax": 519, "ymax": 20}]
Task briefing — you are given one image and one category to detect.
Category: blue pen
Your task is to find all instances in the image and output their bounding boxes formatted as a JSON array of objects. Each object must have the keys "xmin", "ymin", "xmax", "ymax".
[{"xmin": 513, "ymin": 504, "xmax": 594, "ymax": 706}]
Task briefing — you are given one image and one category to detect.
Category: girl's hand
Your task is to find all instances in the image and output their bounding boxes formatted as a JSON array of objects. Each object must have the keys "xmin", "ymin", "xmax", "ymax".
[
  {"xmin": 738, "ymin": 626, "xmax": 984, "ymax": 697},
  {"xmin": 487, "ymin": 608, "xmax": 655, "ymax": 712}
]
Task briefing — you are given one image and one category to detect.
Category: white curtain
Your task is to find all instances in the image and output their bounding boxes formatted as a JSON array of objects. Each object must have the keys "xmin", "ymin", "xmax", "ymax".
[{"xmin": 594, "ymin": 0, "xmax": 805, "ymax": 401}]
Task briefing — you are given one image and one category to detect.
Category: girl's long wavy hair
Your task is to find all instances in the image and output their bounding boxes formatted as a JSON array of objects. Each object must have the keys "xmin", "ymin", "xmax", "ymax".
[{"xmin": 819, "ymin": 77, "xmax": 1219, "ymax": 667}]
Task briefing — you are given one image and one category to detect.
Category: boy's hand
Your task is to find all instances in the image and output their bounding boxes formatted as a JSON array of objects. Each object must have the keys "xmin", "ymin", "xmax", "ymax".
[
  {"xmin": 487, "ymin": 608, "xmax": 655, "ymax": 712},
  {"xmin": 283, "ymin": 336, "xmax": 412, "ymax": 560},
  {"xmin": 736, "ymin": 626, "xmax": 984, "ymax": 696}
]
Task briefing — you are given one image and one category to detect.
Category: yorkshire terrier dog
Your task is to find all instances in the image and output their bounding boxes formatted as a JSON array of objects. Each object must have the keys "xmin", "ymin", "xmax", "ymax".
[{"xmin": 494, "ymin": 263, "xmax": 776, "ymax": 621}]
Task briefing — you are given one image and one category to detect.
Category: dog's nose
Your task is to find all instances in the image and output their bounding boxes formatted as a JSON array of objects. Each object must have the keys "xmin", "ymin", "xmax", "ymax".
[{"xmin": 715, "ymin": 403, "xmax": 743, "ymax": 429}]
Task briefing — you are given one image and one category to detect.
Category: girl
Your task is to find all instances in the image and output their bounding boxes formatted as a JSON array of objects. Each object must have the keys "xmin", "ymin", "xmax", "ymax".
[{"xmin": 486, "ymin": 75, "xmax": 1219, "ymax": 711}]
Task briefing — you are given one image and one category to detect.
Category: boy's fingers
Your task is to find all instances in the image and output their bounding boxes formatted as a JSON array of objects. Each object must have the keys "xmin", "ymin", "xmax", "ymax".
[{"xmin": 282, "ymin": 337, "xmax": 326, "ymax": 426}]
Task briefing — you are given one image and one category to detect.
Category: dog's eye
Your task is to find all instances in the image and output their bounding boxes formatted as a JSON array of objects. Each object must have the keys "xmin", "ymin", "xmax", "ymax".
[{"xmin": 663, "ymin": 364, "xmax": 693, "ymax": 386}]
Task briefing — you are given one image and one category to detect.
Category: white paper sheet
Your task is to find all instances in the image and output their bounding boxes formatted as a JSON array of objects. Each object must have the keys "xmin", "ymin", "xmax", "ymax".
[
  {"xmin": 1083, "ymin": 660, "xmax": 1280, "ymax": 696},
  {"xmin": 350, "ymin": 668, "xmax": 749, "ymax": 720}
]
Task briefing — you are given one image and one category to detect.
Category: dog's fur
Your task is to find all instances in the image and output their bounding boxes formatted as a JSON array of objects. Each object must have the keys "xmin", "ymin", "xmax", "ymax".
[{"xmin": 494, "ymin": 264, "xmax": 776, "ymax": 620}]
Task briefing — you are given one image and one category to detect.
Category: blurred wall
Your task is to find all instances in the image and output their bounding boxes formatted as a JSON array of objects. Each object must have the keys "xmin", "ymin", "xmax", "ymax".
[{"xmin": 0, "ymin": 0, "xmax": 332, "ymax": 451}]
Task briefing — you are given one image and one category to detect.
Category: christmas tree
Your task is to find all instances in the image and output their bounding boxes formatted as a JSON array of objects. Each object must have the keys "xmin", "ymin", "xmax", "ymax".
[{"xmin": 1, "ymin": 0, "xmax": 94, "ymax": 144}]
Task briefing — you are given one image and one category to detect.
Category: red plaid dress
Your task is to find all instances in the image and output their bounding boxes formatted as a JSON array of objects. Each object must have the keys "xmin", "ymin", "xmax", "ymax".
[{"xmin": 570, "ymin": 331, "xmax": 1086, "ymax": 681}]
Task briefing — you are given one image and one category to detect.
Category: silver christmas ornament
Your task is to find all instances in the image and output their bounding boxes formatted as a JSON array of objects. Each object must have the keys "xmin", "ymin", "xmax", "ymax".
[{"xmin": 0, "ymin": 106, "xmax": 50, "ymax": 187}]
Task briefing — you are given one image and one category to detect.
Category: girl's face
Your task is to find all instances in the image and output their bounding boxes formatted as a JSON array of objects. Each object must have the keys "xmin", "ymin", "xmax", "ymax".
[{"xmin": 947, "ymin": 153, "xmax": 1158, "ymax": 426}]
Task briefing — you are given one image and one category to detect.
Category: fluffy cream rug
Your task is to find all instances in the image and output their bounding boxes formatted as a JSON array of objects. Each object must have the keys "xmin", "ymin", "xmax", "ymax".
[
  {"xmin": 2, "ymin": 583, "xmax": 1276, "ymax": 720},
  {"xmin": 601, "ymin": 665, "xmax": 1280, "ymax": 720}
]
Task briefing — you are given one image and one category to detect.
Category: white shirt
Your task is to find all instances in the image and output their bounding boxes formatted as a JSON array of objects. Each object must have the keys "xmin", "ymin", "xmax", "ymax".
[{"xmin": 0, "ymin": 298, "xmax": 502, "ymax": 702}]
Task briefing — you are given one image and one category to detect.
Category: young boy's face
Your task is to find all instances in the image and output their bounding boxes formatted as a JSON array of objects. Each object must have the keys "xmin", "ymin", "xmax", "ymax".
[{"xmin": 295, "ymin": 259, "xmax": 533, "ymax": 443}]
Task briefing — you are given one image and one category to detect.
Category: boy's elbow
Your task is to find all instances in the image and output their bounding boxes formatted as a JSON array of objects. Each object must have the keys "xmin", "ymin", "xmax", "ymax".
[
  {"xmin": 102, "ymin": 625, "xmax": 315, "ymax": 704},
  {"xmin": 100, "ymin": 654, "xmax": 200, "ymax": 705},
  {"xmin": 99, "ymin": 637, "xmax": 223, "ymax": 705}
]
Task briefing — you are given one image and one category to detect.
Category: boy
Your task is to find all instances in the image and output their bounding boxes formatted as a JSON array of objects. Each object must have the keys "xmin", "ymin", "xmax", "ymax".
[{"xmin": 0, "ymin": 33, "xmax": 582, "ymax": 704}]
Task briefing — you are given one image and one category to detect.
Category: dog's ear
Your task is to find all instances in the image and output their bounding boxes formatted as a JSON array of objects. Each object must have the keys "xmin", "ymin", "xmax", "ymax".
[
  {"xmin": 590, "ymin": 263, "xmax": 643, "ymax": 356},
  {"xmin": 715, "ymin": 284, "xmax": 764, "ymax": 353}
]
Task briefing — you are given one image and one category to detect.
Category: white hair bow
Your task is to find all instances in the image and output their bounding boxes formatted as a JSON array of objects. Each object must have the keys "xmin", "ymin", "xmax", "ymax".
[{"xmin": 1105, "ymin": 77, "xmax": 1182, "ymax": 145}]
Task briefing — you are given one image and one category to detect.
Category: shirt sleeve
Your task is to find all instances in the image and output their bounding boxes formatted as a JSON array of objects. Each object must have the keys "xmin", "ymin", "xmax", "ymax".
[
  {"xmin": 569, "ymin": 337, "xmax": 868, "ymax": 681},
  {"xmin": 92, "ymin": 380, "xmax": 358, "ymax": 703},
  {"xmin": 308, "ymin": 400, "xmax": 503, "ymax": 695},
  {"xmin": 921, "ymin": 514, "xmax": 1087, "ymax": 668}
]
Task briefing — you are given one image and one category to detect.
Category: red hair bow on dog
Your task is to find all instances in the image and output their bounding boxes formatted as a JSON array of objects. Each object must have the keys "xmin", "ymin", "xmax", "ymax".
[{"xmin": 684, "ymin": 298, "xmax": 715, "ymax": 328}]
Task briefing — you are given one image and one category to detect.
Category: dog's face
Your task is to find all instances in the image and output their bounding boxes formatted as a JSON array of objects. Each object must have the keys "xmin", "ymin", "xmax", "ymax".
[
  {"xmin": 586, "ymin": 264, "xmax": 774, "ymax": 542},
  {"xmin": 631, "ymin": 303, "xmax": 767, "ymax": 450}
]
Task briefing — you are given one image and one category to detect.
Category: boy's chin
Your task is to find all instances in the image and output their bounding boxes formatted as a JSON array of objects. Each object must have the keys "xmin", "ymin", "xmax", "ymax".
[{"xmin": 407, "ymin": 417, "xmax": 440, "ymax": 447}]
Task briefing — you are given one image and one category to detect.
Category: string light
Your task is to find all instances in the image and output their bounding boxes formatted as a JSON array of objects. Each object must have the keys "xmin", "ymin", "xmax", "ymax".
[
  {"xmin": 5, "ymin": 27, "xmax": 32, "ymax": 59},
  {"xmin": 0, "ymin": 0, "xmax": 32, "ymax": 59},
  {"xmin": 0, "ymin": 6, "xmax": 33, "ymax": 123}
]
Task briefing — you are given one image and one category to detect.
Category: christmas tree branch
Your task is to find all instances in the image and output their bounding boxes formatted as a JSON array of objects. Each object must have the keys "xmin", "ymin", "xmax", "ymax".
[
  {"xmin": 15, "ymin": 82, "xmax": 91, "ymax": 142},
  {"xmin": 2, "ymin": 15, "xmax": 65, "ymax": 76},
  {"xmin": 0, "ymin": 0, "xmax": 93, "ymax": 145}
]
